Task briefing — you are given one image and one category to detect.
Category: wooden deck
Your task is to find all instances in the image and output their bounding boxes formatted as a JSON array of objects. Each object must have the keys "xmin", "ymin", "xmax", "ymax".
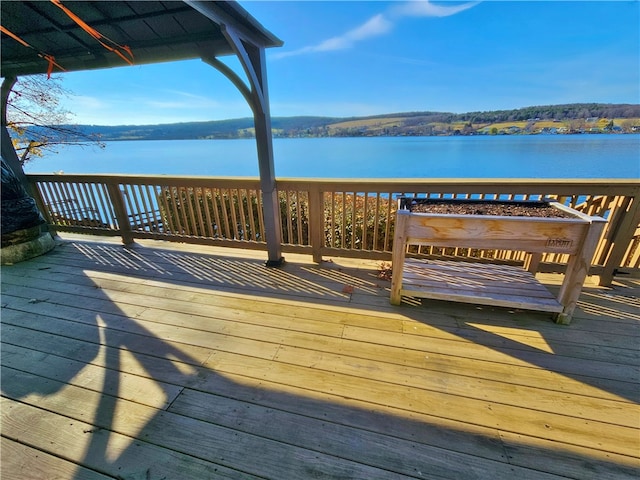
[{"xmin": 1, "ymin": 234, "xmax": 639, "ymax": 479}]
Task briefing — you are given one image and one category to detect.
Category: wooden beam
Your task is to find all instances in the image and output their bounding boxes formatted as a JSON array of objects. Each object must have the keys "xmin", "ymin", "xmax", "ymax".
[
  {"xmin": 221, "ymin": 26, "xmax": 267, "ymax": 114},
  {"xmin": 200, "ymin": 54, "xmax": 253, "ymax": 109},
  {"xmin": 183, "ymin": 0, "xmax": 283, "ymax": 49}
]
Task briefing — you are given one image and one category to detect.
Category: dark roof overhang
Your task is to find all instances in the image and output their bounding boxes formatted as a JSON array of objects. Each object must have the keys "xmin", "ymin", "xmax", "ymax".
[{"xmin": 1, "ymin": 0, "xmax": 283, "ymax": 78}]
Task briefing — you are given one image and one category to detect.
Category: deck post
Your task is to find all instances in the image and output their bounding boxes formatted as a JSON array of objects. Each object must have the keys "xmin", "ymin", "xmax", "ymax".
[
  {"xmin": 245, "ymin": 42, "xmax": 284, "ymax": 266},
  {"xmin": 202, "ymin": 23, "xmax": 284, "ymax": 266},
  {"xmin": 106, "ymin": 183, "xmax": 134, "ymax": 245},
  {"xmin": 390, "ymin": 209, "xmax": 410, "ymax": 305}
]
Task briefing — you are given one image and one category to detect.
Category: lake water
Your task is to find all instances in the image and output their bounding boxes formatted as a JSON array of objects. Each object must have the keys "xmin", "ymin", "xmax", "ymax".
[{"xmin": 26, "ymin": 134, "xmax": 639, "ymax": 179}]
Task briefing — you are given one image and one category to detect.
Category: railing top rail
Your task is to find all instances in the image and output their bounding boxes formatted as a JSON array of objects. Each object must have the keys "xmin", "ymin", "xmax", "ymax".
[
  {"xmin": 277, "ymin": 178, "xmax": 640, "ymax": 195},
  {"xmin": 26, "ymin": 174, "xmax": 640, "ymax": 195},
  {"xmin": 27, "ymin": 173, "xmax": 263, "ymax": 188}
]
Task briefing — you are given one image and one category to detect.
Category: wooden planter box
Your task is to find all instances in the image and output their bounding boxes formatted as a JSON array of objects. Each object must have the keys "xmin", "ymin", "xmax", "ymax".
[{"xmin": 390, "ymin": 199, "xmax": 607, "ymax": 324}]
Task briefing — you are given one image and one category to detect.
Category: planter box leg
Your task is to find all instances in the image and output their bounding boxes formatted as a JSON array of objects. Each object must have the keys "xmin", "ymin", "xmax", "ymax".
[
  {"xmin": 553, "ymin": 312, "xmax": 572, "ymax": 325},
  {"xmin": 556, "ymin": 220, "xmax": 607, "ymax": 324},
  {"xmin": 390, "ymin": 211, "xmax": 409, "ymax": 306}
]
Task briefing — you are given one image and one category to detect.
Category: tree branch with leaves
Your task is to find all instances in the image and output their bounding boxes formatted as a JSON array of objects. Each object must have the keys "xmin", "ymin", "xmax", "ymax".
[{"xmin": 5, "ymin": 75, "xmax": 104, "ymax": 166}]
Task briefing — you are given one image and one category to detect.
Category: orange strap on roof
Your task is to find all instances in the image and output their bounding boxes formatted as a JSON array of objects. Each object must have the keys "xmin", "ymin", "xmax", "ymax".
[
  {"xmin": 1, "ymin": 25, "xmax": 31, "ymax": 47},
  {"xmin": 0, "ymin": 25, "xmax": 66, "ymax": 78},
  {"xmin": 50, "ymin": 0, "xmax": 134, "ymax": 65}
]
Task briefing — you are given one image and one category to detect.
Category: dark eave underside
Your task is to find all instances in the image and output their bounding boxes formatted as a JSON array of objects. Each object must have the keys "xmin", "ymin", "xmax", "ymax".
[{"xmin": 0, "ymin": 0, "xmax": 282, "ymax": 77}]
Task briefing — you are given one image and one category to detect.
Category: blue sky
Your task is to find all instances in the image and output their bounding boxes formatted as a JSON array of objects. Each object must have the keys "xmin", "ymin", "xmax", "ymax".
[{"xmin": 57, "ymin": 1, "xmax": 639, "ymax": 125}]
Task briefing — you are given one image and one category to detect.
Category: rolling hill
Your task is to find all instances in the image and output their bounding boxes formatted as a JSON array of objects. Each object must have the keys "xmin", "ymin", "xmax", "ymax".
[{"xmin": 72, "ymin": 103, "xmax": 640, "ymax": 140}]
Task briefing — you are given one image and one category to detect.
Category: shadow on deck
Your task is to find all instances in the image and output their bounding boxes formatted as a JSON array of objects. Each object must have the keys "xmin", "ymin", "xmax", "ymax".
[{"xmin": 1, "ymin": 235, "xmax": 638, "ymax": 479}]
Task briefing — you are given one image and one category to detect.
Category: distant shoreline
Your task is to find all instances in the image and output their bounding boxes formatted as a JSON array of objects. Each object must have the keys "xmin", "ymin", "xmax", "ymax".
[
  {"xmin": 93, "ymin": 129, "xmax": 640, "ymax": 142},
  {"xmin": 58, "ymin": 103, "xmax": 640, "ymax": 141}
]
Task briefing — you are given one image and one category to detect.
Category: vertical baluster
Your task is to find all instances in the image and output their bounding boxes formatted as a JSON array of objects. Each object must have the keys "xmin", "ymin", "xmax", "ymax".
[
  {"xmin": 283, "ymin": 190, "xmax": 292, "ymax": 244},
  {"xmin": 182, "ymin": 187, "xmax": 197, "ymax": 236},
  {"xmin": 218, "ymin": 188, "xmax": 231, "ymax": 239},
  {"xmin": 99, "ymin": 183, "xmax": 119, "ymax": 229},
  {"xmin": 79, "ymin": 182, "xmax": 99, "ymax": 225},
  {"xmin": 158, "ymin": 186, "xmax": 176, "ymax": 233},
  {"xmin": 185, "ymin": 185, "xmax": 198, "ymax": 235},
  {"xmin": 88, "ymin": 182, "xmax": 104, "ymax": 224},
  {"xmin": 54, "ymin": 182, "xmax": 72, "ymax": 222},
  {"xmin": 330, "ymin": 192, "xmax": 336, "ymax": 248},
  {"xmin": 373, "ymin": 193, "xmax": 381, "ymax": 251},
  {"xmin": 140, "ymin": 184, "xmax": 162, "ymax": 233},
  {"xmin": 228, "ymin": 189, "xmax": 240, "ymax": 240},
  {"xmin": 176, "ymin": 187, "xmax": 190, "ymax": 234},
  {"xmin": 136, "ymin": 184, "xmax": 153, "ymax": 232},
  {"xmin": 256, "ymin": 189, "xmax": 265, "ymax": 242},
  {"xmin": 65, "ymin": 182, "xmax": 86, "ymax": 225},
  {"xmin": 590, "ymin": 195, "xmax": 613, "ymax": 266},
  {"xmin": 384, "ymin": 191, "xmax": 393, "ymax": 252},
  {"xmin": 596, "ymin": 195, "xmax": 613, "ymax": 218},
  {"xmin": 308, "ymin": 186, "xmax": 324, "ymax": 262},
  {"xmin": 168, "ymin": 186, "xmax": 184, "ymax": 234},
  {"xmin": 193, "ymin": 187, "xmax": 206, "ymax": 237},
  {"xmin": 131, "ymin": 184, "xmax": 146, "ymax": 230},
  {"xmin": 79, "ymin": 182, "xmax": 97, "ymax": 225},
  {"xmin": 341, "ymin": 192, "xmax": 347, "ymax": 249},
  {"xmin": 235, "ymin": 188, "xmax": 247, "ymax": 241},
  {"xmin": 58, "ymin": 181, "xmax": 78, "ymax": 225},
  {"xmin": 51, "ymin": 182, "xmax": 72, "ymax": 224},
  {"xmin": 39, "ymin": 182, "xmax": 56, "ymax": 222},
  {"xmin": 245, "ymin": 188, "xmax": 257, "ymax": 241},
  {"xmin": 219, "ymin": 188, "xmax": 231, "ymax": 239},
  {"xmin": 210, "ymin": 188, "xmax": 223, "ymax": 238},
  {"xmin": 296, "ymin": 191, "xmax": 305, "ymax": 245},
  {"xmin": 351, "ymin": 192, "xmax": 358, "ymax": 250},
  {"xmin": 201, "ymin": 188, "xmax": 215, "ymax": 238},
  {"xmin": 362, "ymin": 191, "xmax": 369, "ymax": 250}
]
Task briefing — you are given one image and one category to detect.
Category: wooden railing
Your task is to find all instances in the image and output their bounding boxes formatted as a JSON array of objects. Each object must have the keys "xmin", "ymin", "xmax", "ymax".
[{"xmin": 27, "ymin": 174, "xmax": 639, "ymax": 285}]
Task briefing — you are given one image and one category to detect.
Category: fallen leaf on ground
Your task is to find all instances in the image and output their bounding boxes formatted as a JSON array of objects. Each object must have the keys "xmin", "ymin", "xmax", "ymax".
[{"xmin": 342, "ymin": 284, "xmax": 354, "ymax": 294}]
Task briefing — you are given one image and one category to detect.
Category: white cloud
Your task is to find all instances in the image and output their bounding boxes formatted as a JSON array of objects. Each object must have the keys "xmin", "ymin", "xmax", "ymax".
[
  {"xmin": 315, "ymin": 13, "xmax": 393, "ymax": 51},
  {"xmin": 273, "ymin": 14, "xmax": 393, "ymax": 59},
  {"xmin": 273, "ymin": 1, "xmax": 479, "ymax": 59},
  {"xmin": 391, "ymin": 1, "xmax": 480, "ymax": 19}
]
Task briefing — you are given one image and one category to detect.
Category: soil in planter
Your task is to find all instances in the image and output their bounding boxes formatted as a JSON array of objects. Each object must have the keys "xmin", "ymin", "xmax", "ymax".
[{"xmin": 408, "ymin": 200, "xmax": 576, "ymax": 218}]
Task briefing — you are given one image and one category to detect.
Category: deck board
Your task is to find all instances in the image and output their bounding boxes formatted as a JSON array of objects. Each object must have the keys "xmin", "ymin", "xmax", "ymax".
[
  {"xmin": 0, "ymin": 437, "xmax": 114, "ymax": 480},
  {"xmin": 2, "ymin": 234, "xmax": 639, "ymax": 479}
]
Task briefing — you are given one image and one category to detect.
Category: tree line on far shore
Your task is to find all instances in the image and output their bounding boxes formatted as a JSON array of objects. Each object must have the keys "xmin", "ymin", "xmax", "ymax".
[{"xmin": 70, "ymin": 103, "xmax": 640, "ymax": 141}]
